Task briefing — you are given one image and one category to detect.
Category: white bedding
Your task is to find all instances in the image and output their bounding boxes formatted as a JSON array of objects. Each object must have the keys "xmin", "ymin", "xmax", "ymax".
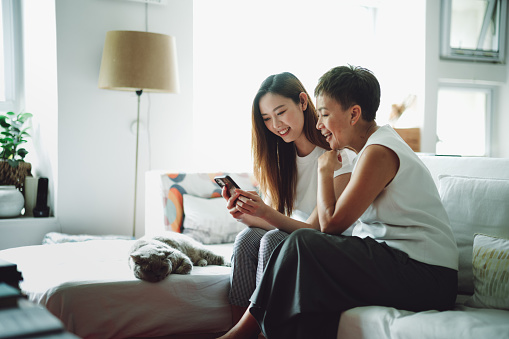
[{"xmin": 0, "ymin": 240, "xmax": 234, "ymax": 339}]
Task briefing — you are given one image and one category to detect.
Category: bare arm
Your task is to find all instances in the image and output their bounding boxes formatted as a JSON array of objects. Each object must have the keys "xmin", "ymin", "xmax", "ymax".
[
  {"xmin": 317, "ymin": 145, "xmax": 399, "ymax": 234},
  {"xmin": 232, "ymin": 171, "xmax": 351, "ymax": 233},
  {"xmin": 233, "ymin": 190, "xmax": 318, "ymax": 233}
]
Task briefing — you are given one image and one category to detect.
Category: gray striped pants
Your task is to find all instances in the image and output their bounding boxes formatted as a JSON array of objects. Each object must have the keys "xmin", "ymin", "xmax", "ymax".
[{"xmin": 229, "ymin": 227, "xmax": 288, "ymax": 307}]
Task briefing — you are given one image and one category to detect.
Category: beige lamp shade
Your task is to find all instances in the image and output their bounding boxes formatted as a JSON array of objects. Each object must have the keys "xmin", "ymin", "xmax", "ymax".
[{"xmin": 98, "ymin": 30, "xmax": 179, "ymax": 93}]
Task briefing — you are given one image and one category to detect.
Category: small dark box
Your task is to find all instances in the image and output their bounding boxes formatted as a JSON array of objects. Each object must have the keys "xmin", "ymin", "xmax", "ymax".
[{"xmin": 0, "ymin": 259, "xmax": 23, "ymax": 289}]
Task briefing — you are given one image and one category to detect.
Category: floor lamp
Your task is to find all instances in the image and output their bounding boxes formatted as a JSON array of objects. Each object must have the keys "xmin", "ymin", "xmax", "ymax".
[{"xmin": 98, "ymin": 30, "xmax": 179, "ymax": 238}]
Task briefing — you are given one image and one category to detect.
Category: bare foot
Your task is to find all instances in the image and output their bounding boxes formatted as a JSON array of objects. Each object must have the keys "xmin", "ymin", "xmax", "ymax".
[{"xmin": 217, "ymin": 307, "xmax": 260, "ymax": 339}]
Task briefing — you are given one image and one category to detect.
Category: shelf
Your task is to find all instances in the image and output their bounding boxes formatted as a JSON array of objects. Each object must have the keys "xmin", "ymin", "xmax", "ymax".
[
  {"xmin": 0, "ymin": 216, "xmax": 56, "ymax": 223},
  {"xmin": 0, "ymin": 217, "xmax": 60, "ymax": 251}
]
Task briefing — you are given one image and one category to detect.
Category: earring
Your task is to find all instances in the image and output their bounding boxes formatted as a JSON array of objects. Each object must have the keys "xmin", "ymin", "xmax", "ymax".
[{"xmin": 351, "ymin": 120, "xmax": 354, "ymax": 125}]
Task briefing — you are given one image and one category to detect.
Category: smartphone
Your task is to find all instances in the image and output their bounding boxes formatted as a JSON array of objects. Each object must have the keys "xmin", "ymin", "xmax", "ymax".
[{"xmin": 214, "ymin": 175, "xmax": 241, "ymax": 197}]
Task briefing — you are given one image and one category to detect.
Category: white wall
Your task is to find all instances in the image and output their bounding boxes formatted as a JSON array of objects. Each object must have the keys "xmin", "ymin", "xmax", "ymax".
[
  {"xmin": 55, "ymin": 0, "xmax": 193, "ymax": 237},
  {"xmin": 23, "ymin": 0, "xmax": 58, "ymax": 214}
]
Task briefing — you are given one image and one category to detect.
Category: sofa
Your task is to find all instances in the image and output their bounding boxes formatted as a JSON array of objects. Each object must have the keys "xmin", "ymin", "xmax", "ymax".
[
  {"xmin": 145, "ymin": 155, "xmax": 509, "ymax": 339},
  {"xmin": 0, "ymin": 155, "xmax": 507, "ymax": 339}
]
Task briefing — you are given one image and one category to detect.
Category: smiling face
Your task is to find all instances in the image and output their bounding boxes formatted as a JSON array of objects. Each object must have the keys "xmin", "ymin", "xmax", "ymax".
[
  {"xmin": 259, "ymin": 92, "xmax": 306, "ymax": 144},
  {"xmin": 316, "ymin": 94, "xmax": 353, "ymax": 150}
]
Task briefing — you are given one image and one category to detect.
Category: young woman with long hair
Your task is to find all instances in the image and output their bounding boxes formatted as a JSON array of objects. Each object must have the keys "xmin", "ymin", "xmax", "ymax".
[{"xmin": 220, "ymin": 72, "xmax": 354, "ymax": 334}]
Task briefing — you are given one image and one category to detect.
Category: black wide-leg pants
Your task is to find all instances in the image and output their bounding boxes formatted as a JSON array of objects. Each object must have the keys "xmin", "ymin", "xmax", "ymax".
[{"xmin": 249, "ymin": 228, "xmax": 458, "ymax": 339}]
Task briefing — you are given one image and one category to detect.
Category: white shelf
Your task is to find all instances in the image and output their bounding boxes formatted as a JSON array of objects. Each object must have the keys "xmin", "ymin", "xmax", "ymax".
[{"xmin": 0, "ymin": 217, "xmax": 60, "ymax": 250}]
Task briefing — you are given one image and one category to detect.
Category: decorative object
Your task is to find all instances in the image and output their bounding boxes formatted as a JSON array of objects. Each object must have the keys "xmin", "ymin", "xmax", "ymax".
[
  {"xmin": 0, "ymin": 161, "xmax": 32, "ymax": 193},
  {"xmin": 467, "ymin": 233, "xmax": 509, "ymax": 310},
  {"xmin": 0, "ymin": 111, "xmax": 32, "ymax": 167},
  {"xmin": 0, "ymin": 186, "xmax": 24, "ymax": 218},
  {"xmin": 389, "ymin": 95, "xmax": 416, "ymax": 125},
  {"xmin": 33, "ymin": 177, "xmax": 49, "ymax": 217},
  {"xmin": 0, "ymin": 111, "xmax": 33, "ymax": 194},
  {"xmin": 389, "ymin": 95, "xmax": 421, "ymax": 152},
  {"xmin": 98, "ymin": 30, "xmax": 179, "ymax": 237},
  {"xmin": 24, "ymin": 176, "xmax": 38, "ymax": 217}
]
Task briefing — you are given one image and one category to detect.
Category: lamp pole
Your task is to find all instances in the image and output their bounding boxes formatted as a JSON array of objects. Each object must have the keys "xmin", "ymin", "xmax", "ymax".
[{"xmin": 133, "ymin": 89, "xmax": 143, "ymax": 238}]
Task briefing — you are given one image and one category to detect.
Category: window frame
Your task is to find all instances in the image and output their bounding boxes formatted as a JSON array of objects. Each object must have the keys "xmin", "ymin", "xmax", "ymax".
[
  {"xmin": 0, "ymin": 0, "xmax": 23, "ymax": 112},
  {"xmin": 440, "ymin": 0, "xmax": 507, "ymax": 63},
  {"xmin": 436, "ymin": 83, "xmax": 493, "ymax": 157}
]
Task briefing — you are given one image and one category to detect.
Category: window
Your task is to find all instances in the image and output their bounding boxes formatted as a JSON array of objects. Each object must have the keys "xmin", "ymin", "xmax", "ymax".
[
  {"xmin": 193, "ymin": 0, "xmax": 426, "ymax": 171},
  {"xmin": 0, "ymin": 0, "xmax": 22, "ymax": 112},
  {"xmin": 440, "ymin": 0, "xmax": 507, "ymax": 63},
  {"xmin": 436, "ymin": 85, "xmax": 492, "ymax": 156}
]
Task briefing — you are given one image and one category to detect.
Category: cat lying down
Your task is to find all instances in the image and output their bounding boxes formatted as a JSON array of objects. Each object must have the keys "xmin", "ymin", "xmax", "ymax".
[{"xmin": 129, "ymin": 231, "xmax": 229, "ymax": 282}]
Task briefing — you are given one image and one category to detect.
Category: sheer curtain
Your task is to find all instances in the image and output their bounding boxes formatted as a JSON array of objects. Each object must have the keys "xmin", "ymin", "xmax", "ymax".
[{"xmin": 193, "ymin": 0, "xmax": 425, "ymax": 172}]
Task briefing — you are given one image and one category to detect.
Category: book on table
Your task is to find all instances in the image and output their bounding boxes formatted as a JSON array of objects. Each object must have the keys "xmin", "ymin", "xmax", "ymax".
[
  {"xmin": 0, "ymin": 305, "xmax": 66, "ymax": 339},
  {"xmin": 0, "ymin": 283, "xmax": 22, "ymax": 309}
]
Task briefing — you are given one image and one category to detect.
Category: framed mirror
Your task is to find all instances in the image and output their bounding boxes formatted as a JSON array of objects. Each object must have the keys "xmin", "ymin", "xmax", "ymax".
[{"xmin": 440, "ymin": 0, "xmax": 507, "ymax": 63}]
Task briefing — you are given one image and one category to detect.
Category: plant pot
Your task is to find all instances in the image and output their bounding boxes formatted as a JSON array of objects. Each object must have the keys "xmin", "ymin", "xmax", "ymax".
[
  {"xmin": 0, "ymin": 160, "xmax": 32, "ymax": 195},
  {"xmin": 0, "ymin": 185, "xmax": 24, "ymax": 218}
]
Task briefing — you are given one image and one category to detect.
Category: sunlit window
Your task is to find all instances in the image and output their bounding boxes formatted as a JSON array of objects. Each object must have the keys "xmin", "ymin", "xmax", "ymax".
[
  {"xmin": 0, "ymin": 0, "xmax": 22, "ymax": 112},
  {"xmin": 0, "ymin": 3, "xmax": 5, "ymax": 102},
  {"xmin": 193, "ymin": 0, "xmax": 426, "ymax": 171},
  {"xmin": 436, "ymin": 86, "xmax": 491, "ymax": 156},
  {"xmin": 440, "ymin": 0, "xmax": 507, "ymax": 63}
]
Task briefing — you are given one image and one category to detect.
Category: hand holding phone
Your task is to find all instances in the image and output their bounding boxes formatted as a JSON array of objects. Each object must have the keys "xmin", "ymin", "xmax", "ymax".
[{"xmin": 214, "ymin": 175, "xmax": 241, "ymax": 198}]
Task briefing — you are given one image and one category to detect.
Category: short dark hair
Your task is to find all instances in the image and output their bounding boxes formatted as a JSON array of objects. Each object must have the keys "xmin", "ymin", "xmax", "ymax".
[{"xmin": 314, "ymin": 65, "xmax": 380, "ymax": 121}]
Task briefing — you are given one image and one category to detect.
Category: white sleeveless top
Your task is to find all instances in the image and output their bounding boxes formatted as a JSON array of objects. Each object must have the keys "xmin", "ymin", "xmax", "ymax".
[
  {"xmin": 352, "ymin": 125, "xmax": 458, "ymax": 270},
  {"xmin": 292, "ymin": 147, "xmax": 354, "ymax": 222}
]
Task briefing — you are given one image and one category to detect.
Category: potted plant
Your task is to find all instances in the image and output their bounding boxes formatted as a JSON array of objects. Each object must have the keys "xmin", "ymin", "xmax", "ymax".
[{"xmin": 0, "ymin": 111, "xmax": 33, "ymax": 193}]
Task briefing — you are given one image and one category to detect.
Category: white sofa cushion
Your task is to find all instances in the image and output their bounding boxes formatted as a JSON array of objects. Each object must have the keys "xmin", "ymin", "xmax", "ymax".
[
  {"xmin": 338, "ymin": 303, "xmax": 509, "ymax": 339},
  {"xmin": 438, "ymin": 175, "xmax": 509, "ymax": 294},
  {"xmin": 182, "ymin": 194, "xmax": 245, "ymax": 244},
  {"xmin": 466, "ymin": 233, "xmax": 509, "ymax": 310}
]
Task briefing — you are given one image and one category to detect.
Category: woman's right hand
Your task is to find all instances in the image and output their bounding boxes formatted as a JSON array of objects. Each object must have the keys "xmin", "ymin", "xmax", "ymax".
[
  {"xmin": 222, "ymin": 187, "xmax": 277, "ymax": 230},
  {"xmin": 233, "ymin": 190, "xmax": 271, "ymax": 219},
  {"xmin": 222, "ymin": 186, "xmax": 244, "ymax": 220}
]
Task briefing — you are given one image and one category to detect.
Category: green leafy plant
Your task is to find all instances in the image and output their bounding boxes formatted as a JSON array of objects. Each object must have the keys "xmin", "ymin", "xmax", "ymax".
[{"xmin": 0, "ymin": 111, "xmax": 33, "ymax": 168}]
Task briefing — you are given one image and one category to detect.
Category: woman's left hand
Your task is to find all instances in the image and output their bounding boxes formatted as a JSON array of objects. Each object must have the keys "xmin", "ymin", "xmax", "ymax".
[{"xmin": 234, "ymin": 190, "xmax": 269, "ymax": 219}]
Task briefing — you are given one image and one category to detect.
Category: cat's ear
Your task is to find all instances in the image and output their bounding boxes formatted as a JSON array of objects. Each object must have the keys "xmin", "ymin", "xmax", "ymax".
[{"xmin": 130, "ymin": 251, "xmax": 145, "ymax": 261}]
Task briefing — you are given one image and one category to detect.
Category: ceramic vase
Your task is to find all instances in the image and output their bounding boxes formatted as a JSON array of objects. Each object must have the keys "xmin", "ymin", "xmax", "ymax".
[{"xmin": 0, "ymin": 186, "xmax": 24, "ymax": 218}]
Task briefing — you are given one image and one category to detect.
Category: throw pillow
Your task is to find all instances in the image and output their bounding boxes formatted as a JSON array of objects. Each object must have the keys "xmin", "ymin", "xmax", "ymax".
[
  {"xmin": 438, "ymin": 175, "xmax": 509, "ymax": 294},
  {"xmin": 182, "ymin": 194, "xmax": 245, "ymax": 244},
  {"xmin": 466, "ymin": 234, "xmax": 509, "ymax": 310},
  {"xmin": 161, "ymin": 172, "xmax": 257, "ymax": 233}
]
